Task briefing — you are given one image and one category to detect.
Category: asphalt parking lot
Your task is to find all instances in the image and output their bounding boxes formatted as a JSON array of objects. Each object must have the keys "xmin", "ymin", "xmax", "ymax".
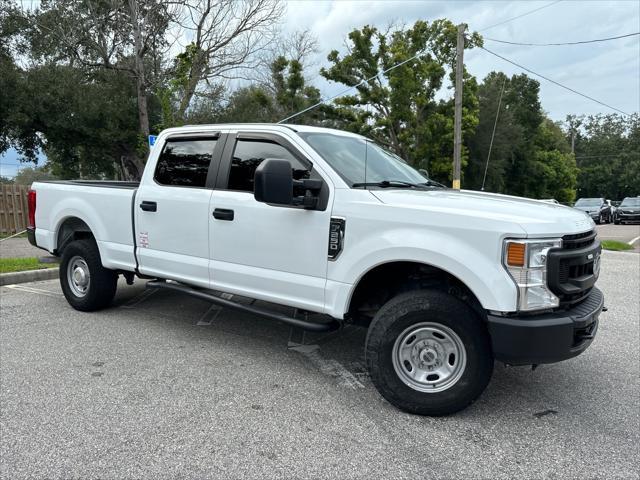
[
  {"xmin": 1, "ymin": 251, "xmax": 639, "ymax": 479},
  {"xmin": 596, "ymin": 223, "xmax": 640, "ymax": 250}
]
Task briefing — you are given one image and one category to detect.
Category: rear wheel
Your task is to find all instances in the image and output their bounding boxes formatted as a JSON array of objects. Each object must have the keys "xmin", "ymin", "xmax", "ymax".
[
  {"xmin": 365, "ymin": 290, "xmax": 493, "ymax": 416},
  {"xmin": 60, "ymin": 239, "xmax": 117, "ymax": 311}
]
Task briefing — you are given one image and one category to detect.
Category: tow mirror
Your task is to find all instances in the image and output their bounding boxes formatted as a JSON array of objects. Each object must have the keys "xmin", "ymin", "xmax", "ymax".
[{"xmin": 254, "ymin": 158, "xmax": 322, "ymax": 209}]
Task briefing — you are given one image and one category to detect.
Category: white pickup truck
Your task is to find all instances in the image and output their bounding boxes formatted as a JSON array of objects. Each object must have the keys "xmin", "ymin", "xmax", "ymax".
[{"xmin": 27, "ymin": 124, "xmax": 604, "ymax": 415}]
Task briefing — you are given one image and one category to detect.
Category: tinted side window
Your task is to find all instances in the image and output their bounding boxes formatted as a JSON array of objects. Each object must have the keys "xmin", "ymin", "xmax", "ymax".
[
  {"xmin": 154, "ymin": 138, "xmax": 217, "ymax": 187},
  {"xmin": 228, "ymin": 138, "xmax": 309, "ymax": 192}
]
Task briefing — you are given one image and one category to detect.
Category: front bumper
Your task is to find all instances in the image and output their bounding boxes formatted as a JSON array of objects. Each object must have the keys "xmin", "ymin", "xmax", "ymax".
[
  {"xmin": 617, "ymin": 212, "xmax": 640, "ymax": 223},
  {"xmin": 487, "ymin": 287, "xmax": 603, "ymax": 365}
]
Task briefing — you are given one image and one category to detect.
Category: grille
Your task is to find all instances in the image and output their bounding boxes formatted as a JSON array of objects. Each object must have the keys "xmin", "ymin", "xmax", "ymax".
[
  {"xmin": 548, "ymin": 230, "xmax": 599, "ymax": 307},
  {"xmin": 562, "ymin": 229, "xmax": 596, "ymax": 250}
]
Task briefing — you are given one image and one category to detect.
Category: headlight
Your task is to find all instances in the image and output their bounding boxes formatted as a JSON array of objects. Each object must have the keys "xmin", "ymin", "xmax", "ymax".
[{"xmin": 503, "ymin": 238, "xmax": 562, "ymax": 311}]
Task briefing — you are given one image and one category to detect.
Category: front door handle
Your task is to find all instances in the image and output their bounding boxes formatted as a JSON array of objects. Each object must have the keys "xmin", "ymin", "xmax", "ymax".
[
  {"xmin": 140, "ymin": 201, "xmax": 157, "ymax": 212},
  {"xmin": 212, "ymin": 208, "xmax": 234, "ymax": 221}
]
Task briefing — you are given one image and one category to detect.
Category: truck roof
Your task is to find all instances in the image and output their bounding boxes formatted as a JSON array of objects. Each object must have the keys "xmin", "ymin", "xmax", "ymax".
[{"xmin": 162, "ymin": 123, "xmax": 363, "ymax": 138}]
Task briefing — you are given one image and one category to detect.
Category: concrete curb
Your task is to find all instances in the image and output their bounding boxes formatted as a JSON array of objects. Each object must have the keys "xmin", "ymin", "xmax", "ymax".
[{"xmin": 0, "ymin": 267, "xmax": 60, "ymax": 286}]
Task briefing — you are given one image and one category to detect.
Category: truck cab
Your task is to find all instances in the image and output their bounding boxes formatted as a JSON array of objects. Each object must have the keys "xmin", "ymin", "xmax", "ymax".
[{"xmin": 27, "ymin": 124, "xmax": 604, "ymax": 415}]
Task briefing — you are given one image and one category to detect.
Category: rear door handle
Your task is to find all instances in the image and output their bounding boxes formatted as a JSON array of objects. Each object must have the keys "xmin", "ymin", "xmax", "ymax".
[
  {"xmin": 213, "ymin": 208, "xmax": 234, "ymax": 221},
  {"xmin": 140, "ymin": 201, "xmax": 157, "ymax": 212}
]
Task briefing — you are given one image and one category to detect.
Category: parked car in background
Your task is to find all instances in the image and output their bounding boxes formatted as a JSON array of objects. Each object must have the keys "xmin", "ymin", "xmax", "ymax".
[
  {"xmin": 614, "ymin": 196, "xmax": 640, "ymax": 224},
  {"xmin": 573, "ymin": 197, "xmax": 611, "ymax": 224}
]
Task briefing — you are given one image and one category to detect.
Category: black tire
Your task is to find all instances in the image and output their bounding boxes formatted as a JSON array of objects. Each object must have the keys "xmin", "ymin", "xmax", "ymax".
[
  {"xmin": 596, "ymin": 213, "xmax": 602, "ymax": 224},
  {"xmin": 614, "ymin": 219, "xmax": 620, "ymax": 225},
  {"xmin": 365, "ymin": 290, "xmax": 493, "ymax": 416},
  {"xmin": 60, "ymin": 238, "xmax": 118, "ymax": 311}
]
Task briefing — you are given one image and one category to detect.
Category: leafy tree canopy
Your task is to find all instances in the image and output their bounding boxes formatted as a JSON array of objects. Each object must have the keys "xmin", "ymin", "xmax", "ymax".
[{"xmin": 320, "ymin": 20, "xmax": 482, "ymax": 184}]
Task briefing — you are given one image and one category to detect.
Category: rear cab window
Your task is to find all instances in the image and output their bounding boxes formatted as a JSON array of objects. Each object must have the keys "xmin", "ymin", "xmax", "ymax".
[{"xmin": 154, "ymin": 137, "xmax": 218, "ymax": 188}]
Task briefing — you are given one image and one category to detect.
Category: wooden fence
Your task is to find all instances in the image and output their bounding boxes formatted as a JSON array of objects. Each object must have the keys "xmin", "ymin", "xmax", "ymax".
[{"xmin": 0, "ymin": 185, "xmax": 30, "ymax": 235}]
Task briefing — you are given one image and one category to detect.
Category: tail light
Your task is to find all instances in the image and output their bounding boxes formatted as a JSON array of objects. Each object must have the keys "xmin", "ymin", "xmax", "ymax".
[{"xmin": 27, "ymin": 189, "xmax": 36, "ymax": 229}]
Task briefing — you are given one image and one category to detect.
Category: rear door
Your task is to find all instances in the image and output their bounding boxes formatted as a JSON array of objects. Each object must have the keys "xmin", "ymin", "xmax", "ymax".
[
  {"xmin": 136, "ymin": 133, "xmax": 226, "ymax": 288},
  {"xmin": 208, "ymin": 132, "xmax": 333, "ymax": 312}
]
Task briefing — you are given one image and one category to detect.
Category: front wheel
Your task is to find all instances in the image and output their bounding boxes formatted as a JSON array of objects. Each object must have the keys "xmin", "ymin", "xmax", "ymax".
[
  {"xmin": 365, "ymin": 290, "xmax": 493, "ymax": 416},
  {"xmin": 60, "ymin": 238, "xmax": 118, "ymax": 311}
]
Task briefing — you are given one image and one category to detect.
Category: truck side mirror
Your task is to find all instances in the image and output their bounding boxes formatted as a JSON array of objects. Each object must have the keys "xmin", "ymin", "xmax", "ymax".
[
  {"xmin": 254, "ymin": 158, "xmax": 322, "ymax": 209},
  {"xmin": 254, "ymin": 158, "xmax": 294, "ymax": 205}
]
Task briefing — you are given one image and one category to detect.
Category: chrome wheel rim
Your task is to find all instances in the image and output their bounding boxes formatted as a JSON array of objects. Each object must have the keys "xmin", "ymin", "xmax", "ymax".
[
  {"xmin": 67, "ymin": 256, "xmax": 90, "ymax": 297},
  {"xmin": 392, "ymin": 322, "xmax": 467, "ymax": 393}
]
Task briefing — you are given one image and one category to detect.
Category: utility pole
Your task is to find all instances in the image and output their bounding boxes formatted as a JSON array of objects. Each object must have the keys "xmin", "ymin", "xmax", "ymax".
[{"xmin": 452, "ymin": 23, "xmax": 466, "ymax": 190}]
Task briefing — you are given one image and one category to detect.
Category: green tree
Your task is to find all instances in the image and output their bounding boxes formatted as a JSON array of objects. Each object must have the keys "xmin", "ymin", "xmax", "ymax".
[
  {"xmin": 571, "ymin": 113, "xmax": 639, "ymax": 200},
  {"xmin": 320, "ymin": 20, "xmax": 482, "ymax": 184},
  {"xmin": 215, "ymin": 56, "xmax": 322, "ymax": 124},
  {"xmin": 14, "ymin": 165, "xmax": 57, "ymax": 185},
  {"xmin": 8, "ymin": 64, "xmax": 140, "ymax": 179},
  {"xmin": 467, "ymin": 72, "xmax": 576, "ymax": 201}
]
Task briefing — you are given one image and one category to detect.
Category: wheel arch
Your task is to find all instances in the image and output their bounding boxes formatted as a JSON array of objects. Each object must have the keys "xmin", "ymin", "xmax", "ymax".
[
  {"xmin": 345, "ymin": 260, "xmax": 487, "ymax": 325},
  {"xmin": 54, "ymin": 216, "xmax": 96, "ymax": 255}
]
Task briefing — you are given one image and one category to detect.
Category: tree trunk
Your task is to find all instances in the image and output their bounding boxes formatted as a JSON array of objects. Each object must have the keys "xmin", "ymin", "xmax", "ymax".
[
  {"xmin": 127, "ymin": 0, "xmax": 150, "ymax": 178},
  {"xmin": 135, "ymin": 59, "xmax": 150, "ymax": 138},
  {"xmin": 176, "ymin": 53, "xmax": 206, "ymax": 121},
  {"xmin": 120, "ymin": 154, "xmax": 145, "ymax": 181}
]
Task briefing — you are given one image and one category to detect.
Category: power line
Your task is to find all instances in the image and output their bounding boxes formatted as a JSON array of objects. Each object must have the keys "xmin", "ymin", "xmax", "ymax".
[
  {"xmin": 279, "ymin": 1, "xmax": 565, "ymax": 124},
  {"xmin": 478, "ymin": 0, "xmax": 563, "ymax": 32},
  {"xmin": 484, "ymin": 32, "xmax": 640, "ymax": 46},
  {"xmin": 481, "ymin": 75, "xmax": 507, "ymax": 191},
  {"xmin": 479, "ymin": 46, "xmax": 631, "ymax": 116},
  {"xmin": 278, "ymin": 54, "xmax": 421, "ymax": 123}
]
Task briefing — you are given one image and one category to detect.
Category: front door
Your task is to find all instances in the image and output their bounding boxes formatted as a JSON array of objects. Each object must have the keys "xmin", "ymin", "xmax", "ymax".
[
  {"xmin": 136, "ymin": 133, "xmax": 224, "ymax": 288},
  {"xmin": 209, "ymin": 132, "xmax": 333, "ymax": 312}
]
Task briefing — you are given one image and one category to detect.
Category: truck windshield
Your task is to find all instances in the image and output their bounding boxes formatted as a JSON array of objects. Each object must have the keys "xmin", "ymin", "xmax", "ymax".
[
  {"xmin": 620, "ymin": 197, "xmax": 640, "ymax": 207},
  {"xmin": 575, "ymin": 198, "xmax": 601, "ymax": 207},
  {"xmin": 300, "ymin": 132, "xmax": 434, "ymax": 188}
]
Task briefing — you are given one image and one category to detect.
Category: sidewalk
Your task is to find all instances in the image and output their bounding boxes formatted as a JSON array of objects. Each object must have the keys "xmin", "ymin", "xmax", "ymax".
[{"xmin": 0, "ymin": 237, "xmax": 49, "ymax": 259}]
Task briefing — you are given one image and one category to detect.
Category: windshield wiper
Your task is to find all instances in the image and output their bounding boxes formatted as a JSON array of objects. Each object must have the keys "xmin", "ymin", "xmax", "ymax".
[
  {"xmin": 420, "ymin": 179, "xmax": 446, "ymax": 188},
  {"xmin": 352, "ymin": 180, "xmax": 434, "ymax": 189}
]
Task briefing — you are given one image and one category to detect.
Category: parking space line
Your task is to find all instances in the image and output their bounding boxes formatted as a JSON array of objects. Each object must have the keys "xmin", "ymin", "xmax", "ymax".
[
  {"xmin": 289, "ymin": 343, "xmax": 365, "ymax": 390},
  {"xmin": 4, "ymin": 284, "xmax": 62, "ymax": 298},
  {"xmin": 121, "ymin": 288, "xmax": 158, "ymax": 309}
]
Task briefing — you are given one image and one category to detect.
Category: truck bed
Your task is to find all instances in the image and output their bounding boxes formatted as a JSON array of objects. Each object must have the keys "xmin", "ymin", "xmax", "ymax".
[{"xmin": 32, "ymin": 180, "xmax": 139, "ymax": 272}]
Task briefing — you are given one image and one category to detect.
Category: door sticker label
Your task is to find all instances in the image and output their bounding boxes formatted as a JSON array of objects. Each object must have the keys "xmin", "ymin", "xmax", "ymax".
[{"xmin": 139, "ymin": 231, "xmax": 149, "ymax": 248}]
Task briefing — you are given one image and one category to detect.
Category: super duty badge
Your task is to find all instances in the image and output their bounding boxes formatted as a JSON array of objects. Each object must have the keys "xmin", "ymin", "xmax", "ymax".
[{"xmin": 328, "ymin": 217, "xmax": 346, "ymax": 260}]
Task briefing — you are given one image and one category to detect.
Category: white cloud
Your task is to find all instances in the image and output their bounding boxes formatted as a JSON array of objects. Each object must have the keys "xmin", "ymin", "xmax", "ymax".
[{"xmin": 282, "ymin": 0, "xmax": 640, "ymax": 121}]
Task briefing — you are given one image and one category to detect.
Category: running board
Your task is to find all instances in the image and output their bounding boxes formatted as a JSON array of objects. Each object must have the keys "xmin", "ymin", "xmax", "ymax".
[{"xmin": 146, "ymin": 280, "xmax": 340, "ymax": 333}]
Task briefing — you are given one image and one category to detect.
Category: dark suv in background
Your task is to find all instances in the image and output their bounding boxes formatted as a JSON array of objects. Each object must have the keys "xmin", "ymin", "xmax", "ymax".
[
  {"xmin": 614, "ymin": 197, "xmax": 640, "ymax": 224},
  {"xmin": 573, "ymin": 197, "xmax": 612, "ymax": 224}
]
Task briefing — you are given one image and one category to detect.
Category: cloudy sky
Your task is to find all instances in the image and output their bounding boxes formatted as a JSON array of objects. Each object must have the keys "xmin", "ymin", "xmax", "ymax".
[
  {"xmin": 2, "ymin": 0, "xmax": 639, "ymax": 178},
  {"xmin": 282, "ymin": 0, "xmax": 639, "ymax": 120}
]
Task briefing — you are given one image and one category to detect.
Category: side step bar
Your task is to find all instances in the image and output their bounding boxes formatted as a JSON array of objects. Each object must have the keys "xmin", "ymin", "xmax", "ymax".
[{"xmin": 146, "ymin": 280, "xmax": 340, "ymax": 333}]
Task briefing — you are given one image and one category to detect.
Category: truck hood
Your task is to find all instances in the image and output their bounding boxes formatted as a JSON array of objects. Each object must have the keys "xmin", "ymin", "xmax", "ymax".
[{"xmin": 370, "ymin": 188, "xmax": 594, "ymax": 236}]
